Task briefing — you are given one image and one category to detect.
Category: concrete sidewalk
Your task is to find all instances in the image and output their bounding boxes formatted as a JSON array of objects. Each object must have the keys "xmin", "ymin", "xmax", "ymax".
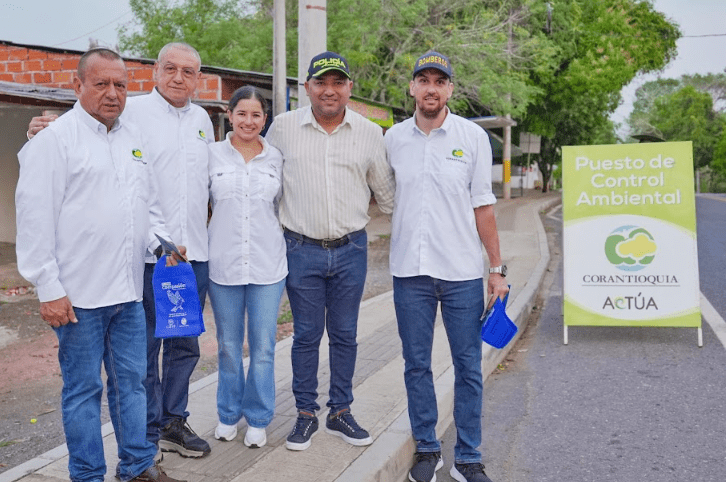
[{"xmin": 1, "ymin": 190, "xmax": 561, "ymax": 482}]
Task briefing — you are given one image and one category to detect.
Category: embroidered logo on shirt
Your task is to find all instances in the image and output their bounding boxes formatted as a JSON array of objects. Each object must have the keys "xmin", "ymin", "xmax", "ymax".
[
  {"xmin": 131, "ymin": 149, "xmax": 147, "ymax": 164},
  {"xmin": 446, "ymin": 148, "xmax": 467, "ymax": 164},
  {"xmin": 198, "ymin": 130, "xmax": 206, "ymax": 140}
]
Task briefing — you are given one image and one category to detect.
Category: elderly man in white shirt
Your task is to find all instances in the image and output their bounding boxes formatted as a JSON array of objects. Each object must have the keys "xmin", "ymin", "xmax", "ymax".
[
  {"xmin": 16, "ymin": 49, "xmax": 183, "ymax": 482},
  {"xmin": 28, "ymin": 42, "xmax": 214, "ymax": 460},
  {"xmin": 265, "ymin": 51, "xmax": 395, "ymax": 451},
  {"xmin": 384, "ymin": 52, "xmax": 508, "ymax": 482}
]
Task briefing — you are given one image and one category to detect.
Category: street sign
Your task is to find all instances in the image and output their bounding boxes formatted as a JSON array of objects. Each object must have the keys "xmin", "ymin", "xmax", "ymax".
[
  {"xmin": 561, "ymin": 142, "xmax": 701, "ymax": 345},
  {"xmin": 519, "ymin": 133, "xmax": 541, "ymax": 154}
]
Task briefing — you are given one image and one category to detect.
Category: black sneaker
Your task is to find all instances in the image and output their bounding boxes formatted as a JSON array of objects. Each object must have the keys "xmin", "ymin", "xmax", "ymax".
[
  {"xmin": 409, "ymin": 451, "xmax": 443, "ymax": 482},
  {"xmin": 325, "ymin": 408, "xmax": 373, "ymax": 446},
  {"xmin": 450, "ymin": 462, "xmax": 493, "ymax": 482},
  {"xmin": 159, "ymin": 419, "xmax": 211, "ymax": 458},
  {"xmin": 285, "ymin": 411, "xmax": 319, "ymax": 451}
]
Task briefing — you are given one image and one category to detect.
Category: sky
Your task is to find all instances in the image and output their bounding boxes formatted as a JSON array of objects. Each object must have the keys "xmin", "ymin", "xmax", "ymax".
[{"xmin": 0, "ymin": 0, "xmax": 724, "ymax": 126}]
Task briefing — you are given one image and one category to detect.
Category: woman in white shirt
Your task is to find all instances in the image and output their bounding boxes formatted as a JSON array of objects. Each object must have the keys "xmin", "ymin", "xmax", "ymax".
[{"xmin": 208, "ymin": 86, "xmax": 287, "ymax": 448}]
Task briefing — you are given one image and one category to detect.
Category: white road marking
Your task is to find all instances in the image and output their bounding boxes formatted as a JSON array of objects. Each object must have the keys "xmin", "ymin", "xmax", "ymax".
[{"xmin": 701, "ymin": 292, "xmax": 726, "ymax": 349}]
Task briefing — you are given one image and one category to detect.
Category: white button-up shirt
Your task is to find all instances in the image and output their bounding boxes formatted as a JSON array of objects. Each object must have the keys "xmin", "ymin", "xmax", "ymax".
[
  {"xmin": 124, "ymin": 88, "xmax": 213, "ymax": 262},
  {"xmin": 207, "ymin": 134, "xmax": 287, "ymax": 285},
  {"xmin": 265, "ymin": 106, "xmax": 395, "ymax": 239},
  {"xmin": 385, "ymin": 110, "xmax": 497, "ymax": 281},
  {"xmin": 16, "ymin": 102, "xmax": 168, "ymax": 308}
]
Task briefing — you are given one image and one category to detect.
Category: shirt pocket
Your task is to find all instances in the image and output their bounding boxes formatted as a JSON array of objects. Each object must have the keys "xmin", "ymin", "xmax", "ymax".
[
  {"xmin": 210, "ymin": 166, "xmax": 236, "ymax": 202},
  {"xmin": 251, "ymin": 166, "xmax": 282, "ymax": 202}
]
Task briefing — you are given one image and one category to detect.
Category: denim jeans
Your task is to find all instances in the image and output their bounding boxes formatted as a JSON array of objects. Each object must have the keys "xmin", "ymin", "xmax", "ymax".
[
  {"xmin": 285, "ymin": 229, "xmax": 367, "ymax": 413},
  {"xmin": 143, "ymin": 261, "xmax": 209, "ymax": 444},
  {"xmin": 54, "ymin": 301, "xmax": 156, "ymax": 482},
  {"xmin": 209, "ymin": 279, "xmax": 285, "ymax": 428},
  {"xmin": 393, "ymin": 276, "xmax": 485, "ymax": 464}
]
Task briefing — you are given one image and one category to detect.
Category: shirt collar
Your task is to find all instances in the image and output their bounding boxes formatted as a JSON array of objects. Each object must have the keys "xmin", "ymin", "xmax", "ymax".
[
  {"xmin": 150, "ymin": 87, "xmax": 191, "ymax": 112},
  {"xmin": 300, "ymin": 105, "xmax": 352, "ymax": 134},
  {"xmin": 412, "ymin": 106, "xmax": 451, "ymax": 136},
  {"xmin": 74, "ymin": 101, "xmax": 122, "ymax": 134},
  {"xmin": 224, "ymin": 131, "xmax": 271, "ymax": 159}
]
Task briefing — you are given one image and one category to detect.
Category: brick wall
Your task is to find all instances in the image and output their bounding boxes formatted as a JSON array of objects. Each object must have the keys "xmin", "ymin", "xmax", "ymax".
[{"xmin": 0, "ymin": 44, "xmax": 222, "ymax": 101}]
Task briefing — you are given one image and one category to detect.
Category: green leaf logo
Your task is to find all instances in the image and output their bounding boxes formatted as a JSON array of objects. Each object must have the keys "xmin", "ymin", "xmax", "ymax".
[
  {"xmin": 132, "ymin": 149, "xmax": 143, "ymax": 158},
  {"xmin": 604, "ymin": 226, "xmax": 656, "ymax": 272},
  {"xmin": 452, "ymin": 149, "xmax": 463, "ymax": 158}
]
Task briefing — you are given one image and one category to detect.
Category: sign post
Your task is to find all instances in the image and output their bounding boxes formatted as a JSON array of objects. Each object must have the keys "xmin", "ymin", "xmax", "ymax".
[{"xmin": 562, "ymin": 142, "xmax": 701, "ymax": 345}]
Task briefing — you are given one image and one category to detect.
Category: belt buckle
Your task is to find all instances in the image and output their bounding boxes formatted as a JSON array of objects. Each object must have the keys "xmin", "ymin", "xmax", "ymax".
[{"xmin": 321, "ymin": 239, "xmax": 333, "ymax": 249}]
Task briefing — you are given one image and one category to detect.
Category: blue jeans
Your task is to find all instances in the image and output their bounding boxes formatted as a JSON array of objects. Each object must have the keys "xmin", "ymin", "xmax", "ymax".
[
  {"xmin": 54, "ymin": 301, "xmax": 156, "ymax": 482},
  {"xmin": 209, "ymin": 279, "xmax": 285, "ymax": 427},
  {"xmin": 285, "ymin": 229, "xmax": 367, "ymax": 413},
  {"xmin": 393, "ymin": 276, "xmax": 485, "ymax": 464},
  {"xmin": 143, "ymin": 261, "xmax": 209, "ymax": 444}
]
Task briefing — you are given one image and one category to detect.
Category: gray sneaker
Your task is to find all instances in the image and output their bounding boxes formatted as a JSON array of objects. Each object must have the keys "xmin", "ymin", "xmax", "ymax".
[
  {"xmin": 285, "ymin": 411, "xmax": 318, "ymax": 451},
  {"xmin": 450, "ymin": 463, "xmax": 493, "ymax": 482},
  {"xmin": 409, "ymin": 451, "xmax": 443, "ymax": 482},
  {"xmin": 325, "ymin": 408, "xmax": 373, "ymax": 446}
]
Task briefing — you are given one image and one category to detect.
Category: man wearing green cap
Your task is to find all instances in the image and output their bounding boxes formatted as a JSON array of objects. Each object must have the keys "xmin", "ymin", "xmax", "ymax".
[
  {"xmin": 265, "ymin": 51, "xmax": 395, "ymax": 451},
  {"xmin": 385, "ymin": 51, "xmax": 508, "ymax": 482}
]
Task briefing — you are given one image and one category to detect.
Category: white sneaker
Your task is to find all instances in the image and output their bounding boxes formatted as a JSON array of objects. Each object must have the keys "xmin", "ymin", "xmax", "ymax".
[
  {"xmin": 214, "ymin": 422, "xmax": 238, "ymax": 441},
  {"xmin": 244, "ymin": 426, "xmax": 267, "ymax": 448}
]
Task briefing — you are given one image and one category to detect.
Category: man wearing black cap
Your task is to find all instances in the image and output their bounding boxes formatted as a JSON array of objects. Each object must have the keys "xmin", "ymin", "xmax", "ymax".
[
  {"xmin": 265, "ymin": 51, "xmax": 395, "ymax": 451},
  {"xmin": 384, "ymin": 51, "xmax": 508, "ymax": 482}
]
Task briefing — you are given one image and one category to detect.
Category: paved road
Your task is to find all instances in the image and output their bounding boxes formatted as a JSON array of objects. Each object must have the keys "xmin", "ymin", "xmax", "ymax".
[
  {"xmin": 697, "ymin": 194, "xmax": 726, "ymax": 318},
  {"xmin": 438, "ymin": 200, "xmax": 726, "ymax": 482}
]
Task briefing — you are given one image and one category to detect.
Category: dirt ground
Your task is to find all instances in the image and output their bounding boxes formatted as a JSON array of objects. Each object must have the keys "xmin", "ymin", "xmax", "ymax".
[{"xmin": 0, "ymin": 232, "xmax": 393, "ymax": 473}]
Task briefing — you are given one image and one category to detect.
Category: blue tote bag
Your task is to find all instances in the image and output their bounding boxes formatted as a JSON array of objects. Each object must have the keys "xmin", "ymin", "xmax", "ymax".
[{"xmin": 152, "ymin": 255, "xmax": 205, "ymax": 338}]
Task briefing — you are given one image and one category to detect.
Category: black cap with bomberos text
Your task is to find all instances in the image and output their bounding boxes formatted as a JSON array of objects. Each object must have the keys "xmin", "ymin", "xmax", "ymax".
[{"xmin": 412, "ymin": 51, "xmax": 452, "ymax": 79}]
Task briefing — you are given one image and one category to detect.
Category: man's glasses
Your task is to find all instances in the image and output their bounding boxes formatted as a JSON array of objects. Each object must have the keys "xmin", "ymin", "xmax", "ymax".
[{"xmin": 162, "ymin": 64, "xmax": 198, "ymax": 79}]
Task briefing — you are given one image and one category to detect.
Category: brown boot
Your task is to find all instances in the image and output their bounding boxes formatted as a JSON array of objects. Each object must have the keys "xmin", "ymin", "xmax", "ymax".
[{"xmin": 131, "ymin": 462, "xmax": 186, "ymax": 482}]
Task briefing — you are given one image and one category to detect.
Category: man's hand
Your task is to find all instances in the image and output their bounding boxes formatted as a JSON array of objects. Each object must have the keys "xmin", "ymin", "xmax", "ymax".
[
  {"xmin": 165, "ymin": 245, "xmax": 188, "ymax": 267},
  {"xmin": 27, "ymin": 115, "xmax": 59, "ymax": 139},
  {"xmin": 40, "ymin": 296, "xmax": 77, "ymax": 328},
  {"xmin": 486, "ymin": 274, "xmax": 509, "ymax": 310}
]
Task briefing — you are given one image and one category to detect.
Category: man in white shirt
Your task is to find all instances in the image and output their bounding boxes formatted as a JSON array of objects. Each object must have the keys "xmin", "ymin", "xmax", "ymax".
[
  {"xmin": 384, "ymin": 51, "xmax": 508, "ymax": 482},
  {"xmin": 16, "ymin": 49, "xmax": 183, "ymax": 482},
  {"xmin": 265, "ymin": 51, "xmax": 395, "ymax": 451},
  {"xmin": 131, "ymin": 43, "xmax": 213, "ymax": 460},
  {"xmin": 28, "ymin": 43, "xmax": 214, "ymax": 460}
]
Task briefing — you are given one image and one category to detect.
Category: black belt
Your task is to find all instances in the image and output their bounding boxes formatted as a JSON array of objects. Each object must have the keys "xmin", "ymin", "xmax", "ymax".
[{"xmin": 283, "ymin": 228, "xmax": 365, "ymax": 249}]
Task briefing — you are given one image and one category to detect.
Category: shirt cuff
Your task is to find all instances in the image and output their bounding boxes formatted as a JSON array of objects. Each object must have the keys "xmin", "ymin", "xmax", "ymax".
[
  {"xmin": 36, "ymin": 280, "xmax": 67, "ymax": 303},
  {"xmin": 471, "ymin": 193, "xmax": 497, "ymax": 208}
]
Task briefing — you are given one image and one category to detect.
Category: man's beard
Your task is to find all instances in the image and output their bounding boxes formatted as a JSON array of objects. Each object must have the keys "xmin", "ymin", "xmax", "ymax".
[{"xmin": 417, "ymin": 97, "xmax": 445, "ymax": 119}]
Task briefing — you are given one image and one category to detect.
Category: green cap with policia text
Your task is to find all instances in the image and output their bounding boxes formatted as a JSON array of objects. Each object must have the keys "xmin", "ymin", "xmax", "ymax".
[
  {"xmin": 307, "ymin": 51, "xmax": 351, "ymax": 81},
  {"xmin": 412, "ymin": 51, "xmax": 452, "ymax": 79}
]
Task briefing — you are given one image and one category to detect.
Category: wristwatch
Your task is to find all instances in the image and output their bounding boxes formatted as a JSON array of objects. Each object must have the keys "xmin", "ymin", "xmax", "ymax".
[{"xmin": 489, "ymin": 265, "xmax": 507, "ymax": 277}]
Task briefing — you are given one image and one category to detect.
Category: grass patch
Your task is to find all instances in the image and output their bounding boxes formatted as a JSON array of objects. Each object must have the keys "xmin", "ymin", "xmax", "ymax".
[
  {"xmin": 277, "ymin": 301, "xmax": 293, "ymax": 325},
  {"xmin": 0, "ymin": 439, "xmax": 19, "ymax": 448}
]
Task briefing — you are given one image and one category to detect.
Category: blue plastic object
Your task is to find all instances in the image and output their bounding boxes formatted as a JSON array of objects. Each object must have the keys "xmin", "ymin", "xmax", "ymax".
[
  {"xmin": 480, "ymin": 289, "xmax": 517, "ymax": 349},
  {"xmin": 152, "ymin": 255, "xmax": 205, "ymax": 338}
]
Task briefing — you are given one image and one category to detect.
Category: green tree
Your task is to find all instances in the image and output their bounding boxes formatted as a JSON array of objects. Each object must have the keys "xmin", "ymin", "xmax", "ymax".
[
  {"xmin": 650, "ymin": 85, "xmax": 725, "ymax": 170},
  {"xmin": 118, "ymin": 0, "xmax": 299, "ymax": 72},
  {"xmin": 119, "ymin": 0, "xmax": 558, "ymax": 118},
  {"xmin": 520, "ymin": 0, "xmax": 680, "ymax": 191}
]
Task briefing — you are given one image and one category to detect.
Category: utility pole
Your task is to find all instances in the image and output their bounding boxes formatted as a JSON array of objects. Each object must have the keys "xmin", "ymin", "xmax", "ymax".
[
  {"xmin": 503, "ymin": 11, "xmax": 513, "ymax": 200},
  {"xmin": 272, "ymin": 0, "xmax": 287, "ymax": 116},
  {"xmin": 297, "ymin": 0, "xmax": 327, "ymax": 107}
]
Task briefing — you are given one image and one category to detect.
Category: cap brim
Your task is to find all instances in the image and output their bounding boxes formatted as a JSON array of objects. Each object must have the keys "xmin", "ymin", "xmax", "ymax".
[
  {"xmin": 311, "ymin": 67, "xmax": 351, "ymax": 79},
  {"xmin": 413, "ymin": 65, "xmax": 451, "ymax": 79}
]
